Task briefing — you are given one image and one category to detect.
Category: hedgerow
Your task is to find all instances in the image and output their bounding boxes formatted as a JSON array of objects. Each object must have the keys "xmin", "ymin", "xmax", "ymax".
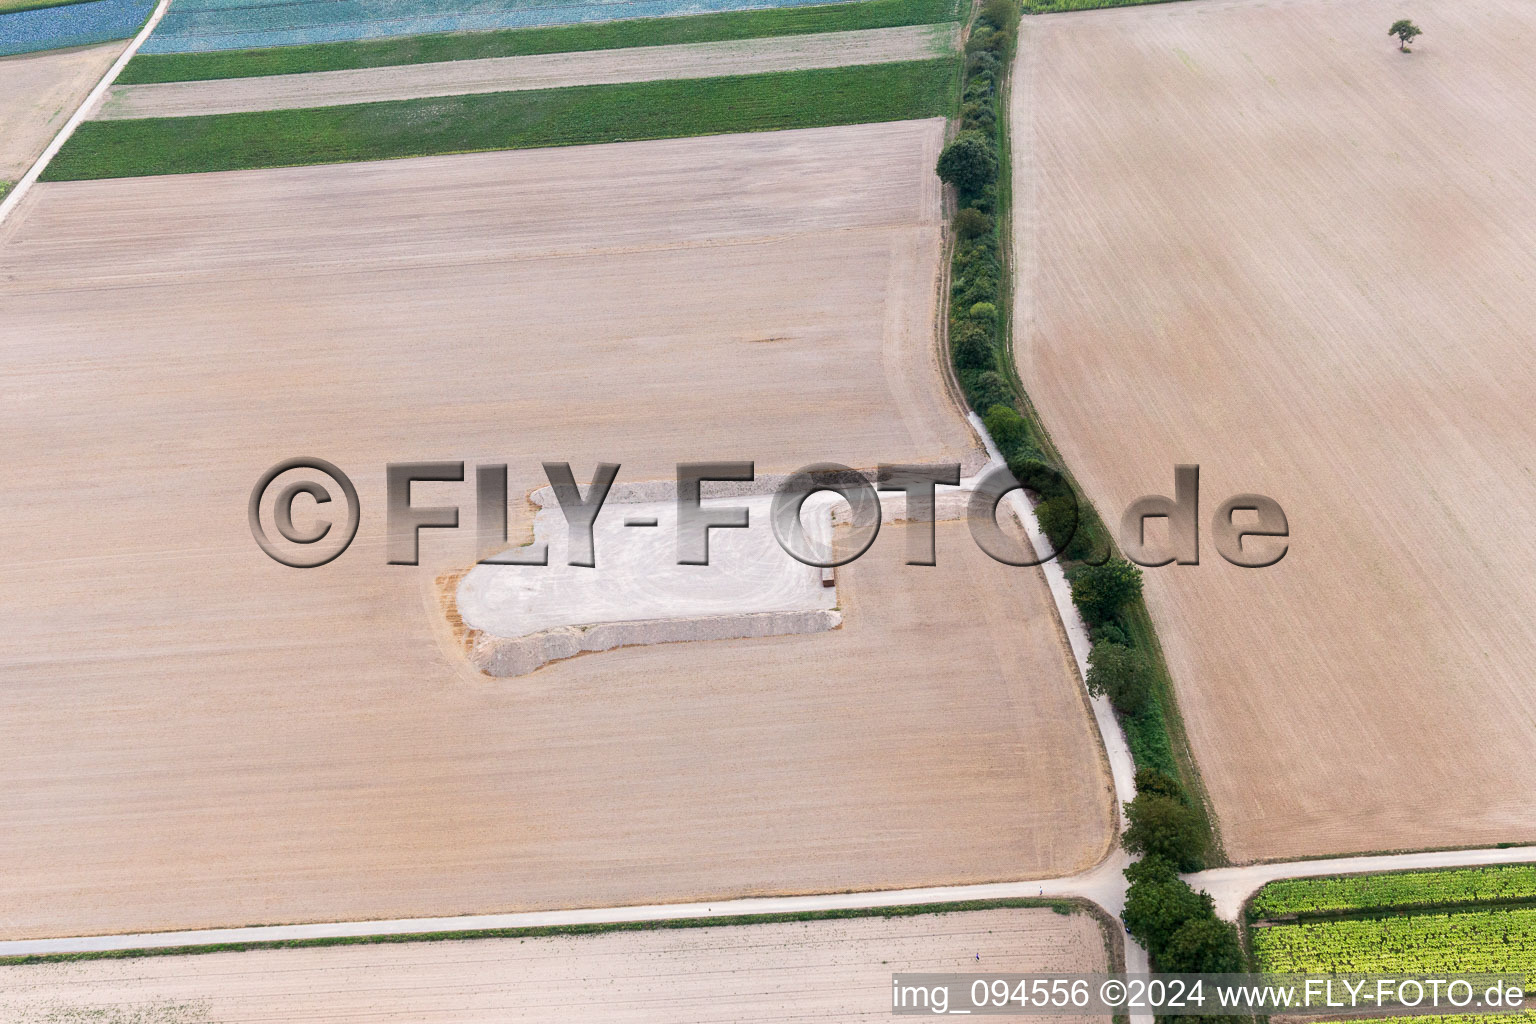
[{"xmin": 937, "ymin": 0, "xmax": 1217, "ymax": 872}]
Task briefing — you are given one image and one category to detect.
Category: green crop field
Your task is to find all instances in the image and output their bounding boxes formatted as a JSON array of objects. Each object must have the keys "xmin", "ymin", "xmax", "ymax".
[
  {"xmin": 1252, "ymin": 865, "xmax": 1536, "ymax": 919},
  {"xmin": 117, "ymin": 0, "xmax": 962, "ymax": 84},
  {"xmin": 1251, "ymin": 906, "xmax": 1536, "ymax": 980},
  {"xmin": 46, "ymin": 57, "xmax": 959, "ymax": 180}
]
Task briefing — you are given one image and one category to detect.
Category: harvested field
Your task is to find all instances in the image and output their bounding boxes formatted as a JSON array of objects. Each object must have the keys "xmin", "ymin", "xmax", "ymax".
[
  {"xmin": 0, "ymin": 908, "xmax": 1114, "ymax": 1022},
  {"xmin": 99, "ymin": 23, "xmax": 958, "ymax": 119},
  {"xmin": 0, "ymin": 121, "xmax": 1113, "ymax": 939},
  {"xmin": 0, "ymin": 41, "xmax": 122, "ymax": 177},
  {"xmin": 1012, "ymin": 0, "xmax": 1536, "ymax": 862}
]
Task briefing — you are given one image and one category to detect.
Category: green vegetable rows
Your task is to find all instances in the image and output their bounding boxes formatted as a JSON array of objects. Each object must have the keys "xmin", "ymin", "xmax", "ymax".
[
  {"xmin": 1251, "ymin": 906, "xmax": 1536, "ymax": 981},
  {"xmin": 1252, "ymin": 865, "xmax": 1536, "ymax": 919}
]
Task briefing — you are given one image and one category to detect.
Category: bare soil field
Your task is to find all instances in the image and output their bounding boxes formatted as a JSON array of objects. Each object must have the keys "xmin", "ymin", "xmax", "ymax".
[
  {"xmin": 98, "ymin": 23, "xmax": 958, "ymax": 119},
  {"xmin": 1012, "ymin": 0, "xmax": 1536, "ymax": 861},
  {"xmin": 0, "ymin": 40, "xmax": 122, "ymax": 179},
  {"xmin": 0, "ymin": 908, "xmax": 1113, "ymax": 1023},
  {"xmin": 0, "ymin": 120, "xmax": 1112, "ymax": 939}
]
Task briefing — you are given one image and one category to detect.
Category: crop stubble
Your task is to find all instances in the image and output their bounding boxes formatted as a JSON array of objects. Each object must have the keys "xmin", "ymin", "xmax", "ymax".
[
  {"xmin": 0, "ymin": 908, "xmax": 1113, "ymax": 1022},
  {"xmin": 1012, "ymin": 0, "xmax": 1536, "ymax": 861},
  {"xmin": 0, "ymin": 121, "xmax": 1112, "ymax": 938}
]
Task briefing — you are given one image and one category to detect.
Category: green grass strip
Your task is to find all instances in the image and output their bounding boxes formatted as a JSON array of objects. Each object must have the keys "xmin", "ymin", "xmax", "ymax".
[
  {"xmin": 45, "ymin": 57, "xmax": 959, "ymax": 180},
  {"xmin": 0, "ymin": 897, "xmax": 1079, "ymax": 966},
  {"xmin": 117, "ymin": 0, "xmax": 962, "ymax": 84}
]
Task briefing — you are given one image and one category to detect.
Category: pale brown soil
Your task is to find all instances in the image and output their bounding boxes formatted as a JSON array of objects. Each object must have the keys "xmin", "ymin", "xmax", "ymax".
[
  {"xmin": 0, "ymin": 41, "xmax": 123, "ymax": 180},
  {"xmin": 97, "ymin": 23, "xmax": 959, "ymax": 120},
  {"xmin": 1012, "ymin": 0, "xmax": 1536, "ymax": 862},
  {"xmin": 0, "ymin": 122, "xmax": 1111, "ymax": 939},
  {"xmin": 0, "ymin": 909, "xmax": 1112, "ymax": 1023}
]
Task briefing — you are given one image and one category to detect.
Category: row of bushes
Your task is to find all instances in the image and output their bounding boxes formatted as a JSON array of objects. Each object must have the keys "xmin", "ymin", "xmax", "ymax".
[
  {"xmin": 1122, "ymin": 775, "xmax": 1245, "ymax": 1000},
  {"xmin": 936, "ymin": 0, "xmax": 1224, "ymax": 966},
  {"xmin": 937, "ymin": 0, "xmax": 1211, "ymax": 860}
]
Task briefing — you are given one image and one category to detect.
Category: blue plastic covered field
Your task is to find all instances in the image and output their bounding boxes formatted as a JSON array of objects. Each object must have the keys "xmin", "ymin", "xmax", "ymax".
[{"xmin": 0, "ymin": 0, "xmax": 154, "ymax": 57}]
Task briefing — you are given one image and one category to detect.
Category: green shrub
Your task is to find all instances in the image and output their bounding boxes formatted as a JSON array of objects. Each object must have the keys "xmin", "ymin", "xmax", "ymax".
[
  {"xmin": 1134, "ymin": 767, "xmax": 1187, "ymax": 802},
  {"xmin": 1039, "ymin": 491, "xmax": 1111, "ymax": 562},
  {"xmin": 1123, "ymin": 791, "xmax": 1208, "ymax": 872},
  {"xmin": 1034, "ymin": 492, "xmax": 1079, "ymax": 556},
  {"xmin": 1162, "ymin": 916, "xmax": 1246, "ymax": 973},
  {"xmin": 1006, "ymin": 448, "xmax": 1070, "ymax": 500},
  {"xmin": 967, "ymin": 300, "xmax": 999, "ymax": 323},
  {"xmin": 983, "ymin": 404, "xmax": 1030, "ymax": 451},
  {"xmin": 954, "ymin": 207, "xmax": 992, "ymax": 240},
  {"xmin": 1090, "ymin": 619, "xmax": 1129, "ymax": 646},
  {"xmin": 966, "ymin": 49, "xmax": 1001, "ymax": 75},
  {"xmin": 1123, "ymin": 696, "xmax": 1181, "ymax": 780},
  {"xmin": 951, "ymin": 321, "xmax": 994, "ymax": 370},
  {"xmin": 1087, "ymin": 641, "xmax": 1152, "ymax": 716},
  {"xmin": 936, "ymin": 131, "xmax": 996, "ymax": 195},
  {"xmin": 961, "ymin": 370, "xmax": 1012, "ymax": 412},
  {"xmin": 980, "ymin": 0, "xmax": 1020, "ymax": 32},
  {"xmin": 1069, "ymin": 558, "xmax": 1143, "ymax": 625},
  {"xmin": 961, "ymin": 103, "xmax": 997, "ymax": 133},
  {"xmin": 1123, "ymin": 856, "xmax": 1212, "ymax": 954}
]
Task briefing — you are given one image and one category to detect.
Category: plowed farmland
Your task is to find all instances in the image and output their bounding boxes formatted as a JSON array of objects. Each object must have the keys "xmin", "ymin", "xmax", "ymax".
[
  {"xmin": 0, "ymin": 121, "xmax": 1113, "ymax": 939},
  {"xmin": 1012, "ymin": 0, "xmax": 1536, "ymax": 861}
]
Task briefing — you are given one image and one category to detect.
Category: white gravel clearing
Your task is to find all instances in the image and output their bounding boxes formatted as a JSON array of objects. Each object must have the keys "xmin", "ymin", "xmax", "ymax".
[
  {"xmin": 97, "ymin": 23, "xmax": 959, "ymax": 120},
  {"xmin": 457, "ymin": 493, "xmax": 836, "ymax": 640}
]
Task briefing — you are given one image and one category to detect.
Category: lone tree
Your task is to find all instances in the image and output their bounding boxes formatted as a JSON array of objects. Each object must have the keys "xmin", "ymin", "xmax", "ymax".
[
  {"xmin": 936, "ymin": 132, "xmax": 997, "ymax": 197},
  {"xmin": 1389, "ymin": 19, "xmax": 1421, "ymax": 51}
]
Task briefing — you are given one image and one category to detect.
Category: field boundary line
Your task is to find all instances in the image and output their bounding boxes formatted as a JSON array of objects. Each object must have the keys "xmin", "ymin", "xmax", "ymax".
[
  {"xmin": 0, "ymin": 0, "xmax": 169, "ymax": 229},
  {"xmin": 0, "ymin": 897, "xmax": 1108, "ymax": 965},
  {"xmin": 6, "ymin": 845, "xmax": 1535, "ymax": 962}
]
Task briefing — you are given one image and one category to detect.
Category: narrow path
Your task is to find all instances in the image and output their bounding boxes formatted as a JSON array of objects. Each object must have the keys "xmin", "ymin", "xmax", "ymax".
[
  {"xmin": 1189, "ymin": 844, "xmax": 1536, "ymax": 922},
  {"xmin": 7, "ymin": 845, "xmax": 1533, "ymax": 958},
  {"xmin": 98, "ymin": 23, "xmax": 959, "ymax": 120}
]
